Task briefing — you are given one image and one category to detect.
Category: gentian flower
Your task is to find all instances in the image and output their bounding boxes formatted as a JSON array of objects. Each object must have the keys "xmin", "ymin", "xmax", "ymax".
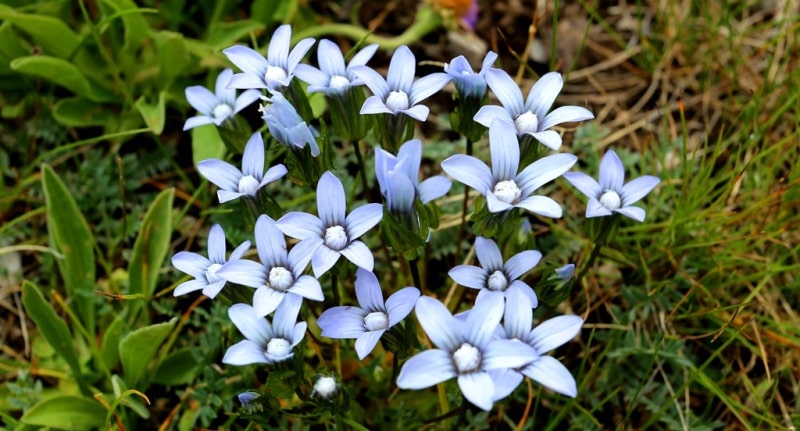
[
  {"xmin": 277, "ymin": 171, "xmax": 383, "ymax": 277},
  {"xmin": 171, "ymin": 224, "xmax": 250, "ymax": 298},
  {"xmin": 441, "ymin": 119, "xmax": 577, "ymax": 217},
  {"xmin": 260, "ymin": 93, "xmax": 320, "ymax": 157},
  {"xmin": 375, "ymin": 139, "xmax": 451, "ymax": 213},
  {"xmin": 223, "ymin": 24, "xmax": 315, "ymax": 91},
  {"xmin": 563, "ymin": 150, "xmax": 660, "ymax": 222},
  {"xmin": 444, "ymin": 51, "xmax": 497, "ymax": 99},
  {"xmin": 449, "ymin": 236, "xmax": 540, "ymax": 307},
  {"xmin": 474, "ymin": 69, "xmax": 594, "ymax": 150},
  {"xmin": 396, "ymin": 294, "xmax": 537, "ymax": 411},
  {"xmin": 294, "ymin": 40, "xmax": 379, "ymax": 96},
  {"xmin": 500, "ymin": 289, "xmax": 583, "ymax": 397},
  {"xmin": 222, "ymin": 294, "xmax": 306, "ymax": 366},
  {"xmin": 183, "ymin": 68, "xmax": 261, "ymax": 131},
  {"xmin": 216, "ymin": 215, "xmax": 323, "ymax": 317},
  {"xmin": 317, "ymin": 268, "xmax": 419, "ymax": 359},
  {"xmin": 197, "ymin": 132, "xmax": 287, "ymax": 204},
  {"xmin": 351, "ymin": 45, "xmax": 451, "ymax": 122}
]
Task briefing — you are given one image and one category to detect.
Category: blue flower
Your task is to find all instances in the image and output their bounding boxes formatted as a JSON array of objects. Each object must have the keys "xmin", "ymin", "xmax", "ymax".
[
  {"xmin": 223, "ymin": 25, "xmax": 315, "ymax": 91},
  {"xmin": 183, "ymin": 68, "xmax": 261, "ymax": 131},
  {"xmin": 171, "ymin": 224, "xmax": 250, "ymax": 298},
  {"xmin": 396, "ymin": 294, "xmax": 537, "ymax": 411},
  {"xmin": 277, "ymin": 171, "xmax": 383, "ymax": 277},
  {"xmin": 441, "ymin": 119, "xmax": 577, "ymax": 217},
  {"xmin": 555, "ymin": 263, "xmax": 575, "ymax": 281},
  {"xmin": 294, "ymin": 40, "xmax": 378, "ymax": 96},
  {"xmin": 317, "ymin": 268, "xmax": 420, "ymax": 359},
  {"xmin": 563, "ymin": 150, "xmax": 660, "ymax": 222},
  {"xmin": 449, "ymin": 236, "xmax": 540, "ymax": 307},
  {"xmin": 474, "ymin": 70, "xmax": 594, "ymax": 150},
  {"xmin": 216, "ymin": 215, "xmax": 323, "ymax": 317},
  {"xmin": 197, "ymin": 132, "xmax": 288, "ymax": 204},
  {"xmin": 375, "ymin": 139, "xmax": 452, "ymax": 213},
  {"xmin": 222, "ymin": 294, "xmax": 306, "ymax": 366},
  {"xmin": 444, "ymin": 51, "xmax": 497, "ymax": 99},
  {"xmin": 260, "ymin": 93, "xmax": 320, "ymax": 157},
  {"xmin": 351, "ymin": 45, "xmax": 451, "ymax": 122}
]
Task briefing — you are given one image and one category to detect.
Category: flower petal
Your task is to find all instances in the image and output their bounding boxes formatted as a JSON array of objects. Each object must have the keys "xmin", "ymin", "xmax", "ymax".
[
  {"xmin": 620, "ymin": 175, "xmax": 660, "ymax": 206},
  {"xmin": 172, "ymin": 251, "xmax": 210, "ymax": 280},
  {"xmin": 228, "ymin": 303, "xmax": 271, "ymax": 344},
  {"xmin": 529, "ymin": 129, "xmax": 562, "ymax": 150},
  {"xmin": 441, "ymin": 155, "xmax": 493, "ymax": 195},
  {"xmin": 586, "ymin": 198, "xmax": 613, "ymax": 218},
  {"xmin": 351, "ymin": 65, "xmax": 389, "ymax": 98},
  {"xmin": 241, "ymin": 132, "xmax": 265, "ymax": 179},
  {"xmin": 222, "ymin": 340, "xmax": 269, "ymax": 365},
  {"xmin": 410, "ymin": 72, "xmax": 451, "ymax": 105},
  {"xmin": 474, "ymin": 236, "xmax": 503, "ymax": 271},
  {"xmin": 217, "ymin": 259, "xmax": 267, "ymax": 288},
  {"xmin": 273, "ymin": 292, "xmax": 303, "ymax": 338},
  {"xmin": 448, "ymin": 265, "xmax": 487, "ymax": 290},
  {"xmin": 397, "ymin": 349, "xmax": 456, "ymax": 389},
  {"xmin": 345, "ymin": 203, "xmax": 383, "ymax": 239},
  {"xmin": 317, "ymin": 39, "xmax": 346, "ymax": 75},
  {"xmin": 599, "ymin": 150, "xmax": 625, "ymax": 191},
  {"xmin": 465, "ymin": 293, "xmax": 504, "ymax": 347},
  {"xmin": 415, "ymin": 296, "xmax": 463, "ymax": 351},
  {"xmin": 185, "ymin": 86, "xmax": 217, "ymax": 114},
  {"xmin": 615, "ymin": 205, "xmax": 646, "ymax": 222},
  {"xmin": 521, "ymin": 356, "xmax": 577, "ymax": 397},
  {"xmin": 223, "ymin": 45, "xmax": 267, "ymax": 77},
  {"xmin": 503, "ymin": 288, "xmax": 534, "ymax": 340},
  {"xmin": 254, "ymin": 215, "xmax": 287, "ymax": 267},
  {"xmin": 539, "ymin": 105, "xmax": 594, "ymax": 130},
  {"xmin": 517, "ymin": 153, "xmax": 577, "ymax": 195},
  {"xmin": 234, "ymin": 89, "xmax": 262, "ymax": 114},
  {"xmin": 201, "ymin": 280, "xmax": 227, "ymax": 299},
  {"xmin": 348, "ymin": 44, "xmax": 379, "ymax": 68},
  {"xmin": 400, "ymin": 105, "xmax": 429, "ymax": 122},
  {"xmin": 360, "ymin": 95, "xmax": 393, "ymax": 115},
  {"xmin": 318, "ymin": 306, "xmax": 367, "ymax": 338},
  {"xmin": 515, "ymin": 195, "xmax": 564, "ymax": 218},
  {"xmin": 387, "ymin": 45, "xmax": 415, "ymax": 93},
  {"xmin": 563, "ymin": 171, "xmax": 602, "ymax": 200},
  {"xmin": 354, "ymin": 268, "xmax": 385, "ymax": 312},
  {"xmin": 340, "ymin": 240, "xmax": 374, "ymax": 271},
  {"xmin": 207, "ymin": 224, "xmax": 227, "ymax": 263},
  {"xmin": 489, "ymin": 119, "xmax": 520, "ymax": 181},
  {"xmin": 183, "ymin": 116, "xmax": 215, "ymax": 131},
  {"xmin": 174, "ymin": 279, "xmax": 207, "ymax": 297},
  {"xmin": 252, "ymin": 286, "xmax": 285, "ymax": 317},
  {"xmin": 197, "ymin": 159, "xmax": 242, "ymax": 191},
  {"xmin": 276, "ymin": 212, "xmax": 324, "ymax": 240},
  {"xmin": 385, "ymin": 286, "xmax": 420, "ymax": 327},
  {"xmin": 529, "ymin": 315, "xmax": 583, "ymax": 352},
  {"xmin": 482, "ymin": 339, "xmax": 538, "ymax": 370},
  {"xmin": 355, "ymin": 330, "xmax": 384, "ymax": 360},
  {"xmin": 287, "ymin": 38, "xmax": 316, "ymax": 72},
  {"xmin": 488, "ymin": 368, "xmax": 524, "ymax": 401},
  {"xmin": 311, "ymin": 245, "xmax": 341, "ymax": 278},
  {"xmin": 259, "ymin": 163, "xmax": 288, "ymax": 188},
  {"xmin": 418, "ymin": 176, "xmax": 451, "ymax": 203},
  {"xmin": 288, "ymin": 275, "xmax": 324, "ymax": 301},
  {"xmin": 317, "ymin": 171, "xmax": 346, "ymax": 227},
  {"xmin": 485, "ymin": 68, "xmax": 524, "ymax": 115},
  {"xmin": 266, "ymin": 25, "xmax": 291, "ymax": 67},
  {"xmin": 458, "ymin": 372, "xmax": 495, "ymax": 411},
  {"xmin": 474, "ymin": 105, "xmax": 513, "ymax": 129},
  {"xmin": 504, "ymin": 250, "xmax": 541, "ymax": 280},
  {"xmin": 526, "ymin": 72, "xmax": 563, "ymax": 121}
]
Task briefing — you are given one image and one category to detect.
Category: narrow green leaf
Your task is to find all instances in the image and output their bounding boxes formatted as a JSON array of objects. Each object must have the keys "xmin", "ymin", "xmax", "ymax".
[
  {"xmin": 21, "ymin": 395, "xmax": 106, "ymax": 430},
  {"xmin": 41, "ymin": 164, "xmax": 96, "ymax": 335},
  {"xmin": 11, "ymin": 56, "xmax": 91, "ymax": 97},
  {"xmin": 0, "ymin": 22, "xmax": 28, "ymax": 73},
  {"xmin": 134, "ymin": 92, "xmax": 166, "ymax": 134},
  {"xmin": 206, "ymin": 20, "xmax": 265, "ymax": 50},
  {"xmin": 191, "ymin": 124, "xmax": 225, "ymax": 166},
  {"xmin": 118, "ymin": 317, "xmax": 177, "ymax": 387},
  {"xmin": 21, "ymin": 281, "xmax": 87, "ymax": 395},
  {"xmin": 0, "ymin": 10, "xmax": 80, "ymax": 58},
  {"xmin": 100, "ymin": 315, "xmax": 125, "ymax": 372},
  {"xmin": 128, "ymin": 187, "xmax": 174, "ymax": 308},
  {"xmin": 98, "ymin": 0, "xmax": 151, "ymax": 53},
  {"xmin": 154, "ymin": 30, "xmax": 189, "ymax": 84},
  {"xmin": 53, "ymin": 97, "xmax": 116, "ymax": 127}
]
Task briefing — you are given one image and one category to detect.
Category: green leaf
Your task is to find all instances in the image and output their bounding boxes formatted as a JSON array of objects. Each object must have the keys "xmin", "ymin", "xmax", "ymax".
[
  {"xmin": 118, "ymin": 317, "xmax": 177, "ymax": 388},
  {"xmin": 21, "ymin": 281, "xmax": 87, "ymax": 395},
  {"xmin": 100, "ymin": 315, "xmax": 125, "ymax": 372},
  {"xmin": 0, "ymin": 9, "xmax": 80, "ymax": 58},
  {"xmin": 53, "ymin": 97, "xmax": 116, "ymax": 127},
  {"xmin": 110, "ymin": 375, "xmax": 150, "ymax": 418},
  {"xmin": 206, "ymin": 20, "xmax": 265, "ymax": 50},
  {"xmin": 11, "ymin": 56, "xmax": 90, "ymax": 97},
  {"xmin": 154, "ymin": 30, "xmax": 189, "ymax": 84},
  {"xmin": 152, "ymin": 348, "xmax": 201, "ymax": 386},
  {"xmin": 0, "ymin": 22, "xmax": 28, "ymax": 73},
  {"xmin": 135, "ymin": 92, "xmax": 166, "ymax": 134},
  {"xmin": 98, "ymin": 0, "xmax": 151, "ymax": 53},
  {"xmin": 190, "ymin": 124, "xmax": 225, "ymax": 166},
  {"xmin": 21, "ymin": 395, "xmax": 106, "ymax": 430},
  {"xmin": 41, "ymin": 164, "xmax": 96, "ymax": 335},
  {"xmin": 128, "ymin": 187, "xmax": 174, "ymax": 315}
]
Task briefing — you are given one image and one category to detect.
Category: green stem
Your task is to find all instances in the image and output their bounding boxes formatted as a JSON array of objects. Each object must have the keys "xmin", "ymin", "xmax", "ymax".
[
  {"xmin": 576, "ymin": 216, "xmax": 618, "ymax": 283},
  {"xmin": 352, "ymin": 140, "xmax": 371, "ymax": 200},
  {"xmin": 409, "ymin": 257, "xmax": 423, "ymax": 292},
  {"xmin": 454, "ymin": 138, "xmax": 473, "ymax": 265}
]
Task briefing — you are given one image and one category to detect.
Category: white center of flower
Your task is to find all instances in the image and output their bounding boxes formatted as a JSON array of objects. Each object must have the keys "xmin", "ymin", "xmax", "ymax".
[
  {"xmin": 363, "ymin": 311, "xmax": 389, "ymax": 331},
  {"xmin": 487, "ymin": 270, "xmax": 509, "ymax": 291},
  {"xmin": 493, "ymin": 180, "xmax": 522, "ymax": 204},
  {"xmin": 265, "ymin": 65, "xmax": 288, "ymax": 87},
  {"xmin": 452, "ymin": 343, "xmax": 482, "ymax": 373},
  {"xmin": 312, "ymin": 376, "xmax": 338, "ymax": 399},
  {"xmin": 238, "ymin": 175, "xmax": 260, "ymax": 195},
  {"xmin": 266, "ymin": 337, "xmax": 292, "ymax": 358},
  {"xmin": 599, "ymin": 190, "xmax": 622, "ymax": 210},
  {"xmin": 268, "ymin": 267, "xmax": 293, "ymax": 291},
  {"xmin": 324, "ymin": 225, "xmax": 348, "ymax": 251},
  {"xmin": 205, "ymin": 263, "xmax": 223, "ymax": 283},
  {"xmin": 385, "ymin": 90, "xmax": 410, "ymax": 112},
  {"xmin": 514, "ymin": 111, "xmax": 539, "ymax": 134},
  {"xmin": 212, "ymin": 103, "xmax": 233, "ymax": 120},
  {"xmin": 329, "ymin": 75, "xmax": 350, "ymax": 90}
]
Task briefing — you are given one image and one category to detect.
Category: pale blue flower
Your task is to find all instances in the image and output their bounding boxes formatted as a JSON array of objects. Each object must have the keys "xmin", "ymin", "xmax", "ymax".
[
  {"xmin": 375, "ymin": 139, "xmax": 451, "ymax": 213},
  {"xmin": 474, "ymin": 70, "xmax": 594, "ymax": 150},
  {"xmin": 223, "ymin": 25, "xmax": 315, "ymax": 91},
  {"xmin": 351, "ymin": 45, "xmax": 451, "ymax": 122},
  {"xmin": 183, "ymin": 68, "xmax": 261, "ymax": 131},
  {"xmin": 217, "ymin": 215, "xmax": 323, "ymax": 317},
  {"xmin": 444, "ymin": 51, "xmax": 497, "ymax": 99},
  {"xmin": 294, "ymin": 40, "xmax": 378, "ymax": 96},
  {"xmin": 171, "ymin": 224, "xmax": 250, "ymax": 298},
  {"xmin": 555, "ymin": 263, "xmax": 575, "ymax": 281},
  {"xmin": 197, "ymin": 132, "xmax": 288, "ymax": 204},
  {"xmin": 449, "ymin": 236, "xmax": 540, "ymax": 307},
  {"xmin": 277, "ymin": 171, "xmax": 383, "ymax": 277},
  {"xmin": 317, "ymin": 268, "xmax": 420, "ymax": 359},
  {"xmin": 222, "ymin": 294, "xmax": 306, "ymax": 365},
  {"xmin": 260, "ymin": 93, "xmax": 320, "ymax": 157},
  {"xmin": 563, "ymin": 150, "xmax": 660, "ymax": 222},
  {"xmin": 441, "ymin": 119, "xmax": 576, "ymax": 217},
  {"xmin": 396, "ymin": 294, "xmax": 538, "ymax": 411}
]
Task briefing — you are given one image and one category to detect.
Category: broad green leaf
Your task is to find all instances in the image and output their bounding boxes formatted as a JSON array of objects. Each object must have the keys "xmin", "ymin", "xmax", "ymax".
[
  {"xmin": 135, "ymin": 92, "xmax": 166, "ymax": 134},
  {"xmin": 53, "ymin": 97, "xmax": 116, "ymax": 127},
  {"xmin": 21, "ymin": 395, "xmax": 106, "ymax": 430},
  {"xmin": 0, "ymin": 22, "xmax": 27, "ymax": 73},
  {"xmin": 152, "ymin": 348, "xmax": 201, "ymax": 386},
  {"xmin": 154, "ymin": 30, "xmax": 189, "ymax": 84},
  {"xmin": 118, "ymin": 317, "xmax": 177, "ymax": 387},
  {"xmin": 100, "ymin": 315, "xmax": 125, "ymax": 372},
  {"xmin": 191, "ymin": 124, "xmax": 225, "ymax": 166},
  {"xmin": 128, "ymin": 187, "xmax": 174, "ymax": 313},
  {"xmin": 11, "ymin": 56, "xmax": 90, "ymax": 97},
  {"xmin": 0, "ymin": 9, "xmax": 80, "ymax": 58},
  {"xmin": 98, "ymin": 0, "xmax": 151, "ymax": 53},
  {"xmin": 206, "ymin": 20, "xmax": 265, "ymax": 50},
  {"xmin": 21, "ymin": 282, "xmax": 87, "ymax": 395},
  {"xmin": 41, "ymin": 164, "xmax": 96, "ymax": 335}
]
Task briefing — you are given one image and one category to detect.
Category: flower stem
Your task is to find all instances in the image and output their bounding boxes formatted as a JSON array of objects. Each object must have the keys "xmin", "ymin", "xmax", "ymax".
[
  {"xmin": 576, "ymin": 216, "xmax": 619, "ymax": 283},
  {"xmin": 454, "ymin": 138, "xmax": 473, "ymax": 265},
  {"xmin": 352, "ymin": 140, "xmax": 371, "ymax": 200},
  {"xmin": 409, "ymin": 257, "xmax": 423, "ymax": 292}
]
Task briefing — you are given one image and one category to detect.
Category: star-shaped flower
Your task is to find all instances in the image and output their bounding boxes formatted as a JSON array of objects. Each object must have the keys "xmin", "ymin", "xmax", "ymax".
[
  {"xmin": 375, "ymin": 139, "xmax": 451, "ymax": 213},
  {"xmin": 294, "ymin": 40, "xmax": 378, "ymax": 96},
  {"xmin": 260, "ymin": 93, "xmax": 320, "ymax": 157},
  {"xmin": 171, "ymin": 224, "xmax": 250, "ymax": 298},
  {"xmin": 183, "ymin": 68, "xmax": 261, "ymax": 131},
  {"xmin": 444, "ymin": 51, "xmax": 497, "ymax": 99}
]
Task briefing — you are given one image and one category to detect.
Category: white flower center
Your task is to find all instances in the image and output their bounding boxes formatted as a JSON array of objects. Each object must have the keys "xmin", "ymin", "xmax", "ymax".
[
  {"xmin": 329, "ymin": 75, "xmax": 350, "ymax": 90},
  {"xmin": 599, "ymin": 190, "xmax": 622, "ymax": 210},
  {"xmin": 238, "ymin": 175, "xmax": 260, "ymax": 195},
  {"xmin": 312, "ymin": 376, "xmax": 338, "ymax": 399},
  {"xmin": 487, "ymin": 270, "xmax": 509, "ymax": 291},
  {"xmin": 385, "ymin": 90, "xmax": 410, "ymax": 112},
  {"xmin": 265, "ymin": 65, "xmax": 288, "ymax": 88},
  {"xmin": 452, "ymin": 343, "xmax": 482, "ymax": 373},
  {"xmin": 212, "ymin": 103, "xmax": 233, "ymax": 120},
  {"xmin": 493, "ymin": 180, "xmax": 522, "ymax": 204},
  {"xmin": 205, "ymin": 263, "xmax": 223, "ymax": 283},
  {"xmin": 268, "ymin": 267, "xmax": 293, "ymax": 291},
  {"xmin": 363, "ymin": 311, "xmax": 389, "ymax": 331},
  {"xmin": 324, "ymin": 225, "xmax": 348, "ymax": 251},
  {"xmin": 514, "ymin": 111, "xmax": 539, "ymax": 134},
  {"xmin": 266, "ymin": 337, "xmax": 292, "ymax": 359}
]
